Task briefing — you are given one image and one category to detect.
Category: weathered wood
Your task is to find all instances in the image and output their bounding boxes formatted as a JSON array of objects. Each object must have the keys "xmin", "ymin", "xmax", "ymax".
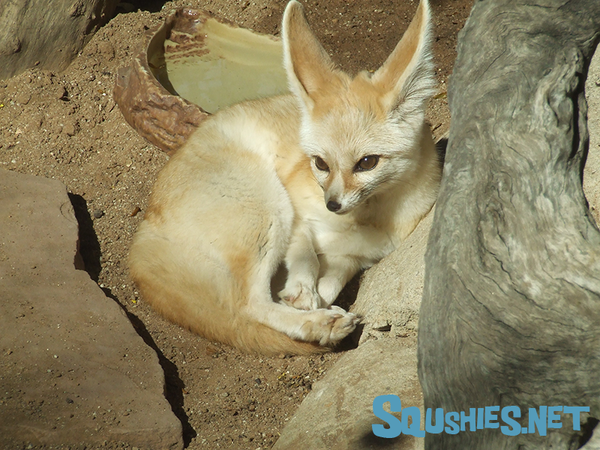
[
  {"xmin": 418, "ymin": 0, "xmax": 600, "ymax": 448},
  {"xmin": 0, "ymin": 0, "xmax": 119, "ymax": 80}
]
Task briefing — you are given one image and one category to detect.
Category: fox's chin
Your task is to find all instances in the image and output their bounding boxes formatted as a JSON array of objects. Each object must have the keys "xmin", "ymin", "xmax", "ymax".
[{"xmin": 332, "ymin": 208, "xmax": 352, "ymax": 215}]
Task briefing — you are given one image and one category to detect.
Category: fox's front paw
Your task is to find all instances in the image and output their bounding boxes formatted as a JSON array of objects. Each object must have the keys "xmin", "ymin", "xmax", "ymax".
[
  {"xmin": 302, "ymin": 308, "xmax": 359, "ymax": 345},
  {"xmin": 278, "ymin": 283, "xmax": 323, "ymax": 310}
]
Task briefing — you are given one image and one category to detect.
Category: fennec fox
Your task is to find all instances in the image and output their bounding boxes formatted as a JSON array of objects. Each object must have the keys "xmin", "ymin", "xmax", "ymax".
[{"xmin": 129, "ymin": 0, "xmax": 440, "ymax": 355}]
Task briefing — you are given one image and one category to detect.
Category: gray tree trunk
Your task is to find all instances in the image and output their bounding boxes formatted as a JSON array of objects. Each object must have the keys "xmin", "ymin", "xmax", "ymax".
[
  {"xmin": 418, "ymin": 0, "xmax": 600, "ymax": 449},
  {"xmin": 0, "ymin": 0, "xmax": 119, "ymax": 80}
]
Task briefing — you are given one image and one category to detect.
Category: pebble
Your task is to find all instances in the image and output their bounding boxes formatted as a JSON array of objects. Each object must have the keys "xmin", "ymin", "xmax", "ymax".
[
  {"xmin": 62, "ymin": 120, "xmax": 78, "ymax": 136},
  {"xmin": 16, "ymin": 91, "xmax": 31, "ymax": 105},
  {"xmin": 93, "ymin": 209, "xmax": 104, "ymax": 218}
]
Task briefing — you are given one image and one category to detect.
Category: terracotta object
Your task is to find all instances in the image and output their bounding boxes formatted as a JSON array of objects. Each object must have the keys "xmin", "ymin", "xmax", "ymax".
[{"xmin": 114, "ymin": 8, "xmax": 288, "ymax": 155}]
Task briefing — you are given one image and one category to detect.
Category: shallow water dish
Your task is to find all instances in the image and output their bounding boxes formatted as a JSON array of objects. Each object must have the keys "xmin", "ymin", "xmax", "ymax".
[{"xmin": 114, "ymin": 8, "xmax": 288, "ymax": 154}]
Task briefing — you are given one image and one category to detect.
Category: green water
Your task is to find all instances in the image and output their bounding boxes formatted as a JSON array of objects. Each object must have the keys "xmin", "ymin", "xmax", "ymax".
[{"xmin": 164, "ymin": 19, "xmax": 289, "ymax": 114}]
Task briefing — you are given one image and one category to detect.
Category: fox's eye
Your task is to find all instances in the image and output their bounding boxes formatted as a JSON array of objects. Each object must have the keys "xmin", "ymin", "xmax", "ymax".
[
  {"xmin": 355, "ymin": 155, "xmax": 379, "ymax": 172},
  {"xmin": 314, "ymin": 156, "xmax": 330, "ymax": 172}
]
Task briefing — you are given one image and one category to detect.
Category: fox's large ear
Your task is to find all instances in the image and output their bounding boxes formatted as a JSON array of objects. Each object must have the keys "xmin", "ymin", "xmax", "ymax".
[
  {"xmin": 282, "ymin": 0, "xmax": 338, "ymax": 110},
  {"xmin": 371, "ymin": 0, "xmax": 436, "ymax": 115}
]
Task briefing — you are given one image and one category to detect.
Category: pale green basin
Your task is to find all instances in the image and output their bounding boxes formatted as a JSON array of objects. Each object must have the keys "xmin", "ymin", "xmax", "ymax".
[
  {"xmin": 163, "ymin": 15, "xmax": 289, "ymax": 114},
  {"xmin": 114, "ymin": 9, "xmax": 290, "ymax": 154}
]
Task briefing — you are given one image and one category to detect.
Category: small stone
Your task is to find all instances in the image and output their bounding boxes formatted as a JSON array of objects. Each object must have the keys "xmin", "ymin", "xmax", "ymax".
[
  {"xmin": 62, "ymin": 120, "xmax": 78, "ymax": 136},
  {"xmin": 15, "ymin": 91, "xmax": 31, "ymax": 105},
  {"xmin": 51, "ymin": 85, "xmax": 68, "ymax": 100},
  {"xmin": 93, "ymin": 209, "xmax": 104, "ymax": 219},
  {"xmin": 97, "ymin": 41, "xmax": 115, "ymax": 61}
]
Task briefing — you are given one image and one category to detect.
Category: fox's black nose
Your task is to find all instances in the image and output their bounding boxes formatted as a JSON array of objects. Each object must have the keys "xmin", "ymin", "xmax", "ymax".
[{"xmin": 327, "ymin": 200, "xmax": 342, "ymax": 212}]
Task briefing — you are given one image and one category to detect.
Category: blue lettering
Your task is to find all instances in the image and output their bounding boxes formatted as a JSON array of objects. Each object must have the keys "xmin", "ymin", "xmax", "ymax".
[
  {"xmin": 460, "ymin": 408, "xmax": 477, "ymax": 432},
  {"xmin": 547, "ymin": 406, "xmax": 562, "ymax": 429},
  {"xmin": 445, "ymin": 411, "xmax": 460, "ymax": 435},
  {"xmin": 485, "ymin": 406, "xmax": 500, "ymax": 429},
  {"xmin": 373, "ymin": 399, "xmax": 589, "ymax": 437},
  {"xmin": 425, "ymin": 408, "xmax": 444, "ymax": 434},
  {"xmin": 529, "ymin": 406, "xmax": 547, "ymax": 436},
  {"xmin": 401, "ymin": 406, "xmax": 425, "ymax": 437},
  {"xmin": 564, "ymin": 406, "xmax": 590, "ymax": 431},
  {"xmin": 500, "ymin": 406, "xmax": 521, "ymax": 436},
  {"xmin": 477, "ymin": 407, "xmax": 485, "ymax": 430},
  {"xmin": 372, "ymin": 395, "xmax": 402, "ymax": 438}
]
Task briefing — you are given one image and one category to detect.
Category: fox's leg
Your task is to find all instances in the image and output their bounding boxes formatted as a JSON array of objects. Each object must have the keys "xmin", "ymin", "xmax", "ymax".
[
  {"xmin": 277, "ymin": 225, "xmax": 324, "ymax": 310},
  {"xmin": 246, "ymin": 295, "xmax": 358, "ymax": 345},
  {"xmin": 316, "ymin": 255, "xmax": 363, "ymax": 307},
  {"xmin": 245, "ymin": 225, "xmax": 358, "ymax": 345}
]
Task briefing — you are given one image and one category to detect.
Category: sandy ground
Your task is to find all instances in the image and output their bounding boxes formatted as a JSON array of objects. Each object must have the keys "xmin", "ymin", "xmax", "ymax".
[{"xmin": 0, "ymin": 0, "xmax": 472, "ymax": 448}]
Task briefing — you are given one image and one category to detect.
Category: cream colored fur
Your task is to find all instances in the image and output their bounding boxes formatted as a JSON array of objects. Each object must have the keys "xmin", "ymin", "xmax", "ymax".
[{"xmin": 129, "ymin": 0, "xmax": 440, "ymax": 355}]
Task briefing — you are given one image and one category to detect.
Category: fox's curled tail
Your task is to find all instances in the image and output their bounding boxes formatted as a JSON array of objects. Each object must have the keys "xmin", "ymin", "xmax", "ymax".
[{"xmin": 129, "ymin": 229, "xmax": 328, "ymax": 356}]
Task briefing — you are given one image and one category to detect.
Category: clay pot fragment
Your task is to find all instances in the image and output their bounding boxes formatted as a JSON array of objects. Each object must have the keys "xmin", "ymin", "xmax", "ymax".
[{"xmin": 114, "ymin": 8, "xmax": 288, "ymax": 155}]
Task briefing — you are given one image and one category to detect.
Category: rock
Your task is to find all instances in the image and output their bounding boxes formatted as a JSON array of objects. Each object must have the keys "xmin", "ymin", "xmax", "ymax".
[
  {"xmin": 0, "ymin": 169, "xmax": 183, "ymax": 449},
  {"xmin": 96, "ymin": 40, "xmax": 115, "ymax": 61},
  {"xmin": 0, "ymin": 0, "xmax": 120, "ymax": 80},
  {"xmin": 62, "ymin": 118, "xmax": 79, "ymax": 137},
  {"xmin": 419, "ymin": 1, "xmax": 600, "ymax": 448},
  {"xmin": 273, "ymin": 338, "xmax": 424, "ymax": 450},
  {"xmin": 352, "ymin": 211, "xmax": 433, "ymax": 344},
  {"xmin": 583, "ymin": 44, "xmax": 600, "ymax": 225}
]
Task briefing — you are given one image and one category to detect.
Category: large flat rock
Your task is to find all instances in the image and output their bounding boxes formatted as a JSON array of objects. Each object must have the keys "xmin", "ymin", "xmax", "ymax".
[{"xmin": 0, "ymin": 169, "xmax": 183, "ymax": 449}]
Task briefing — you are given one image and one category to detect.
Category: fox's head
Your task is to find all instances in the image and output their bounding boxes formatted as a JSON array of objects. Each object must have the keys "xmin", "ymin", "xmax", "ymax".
[{"xmin": 282, "ymin": 0, "xmax": 436, "ymax": 215}]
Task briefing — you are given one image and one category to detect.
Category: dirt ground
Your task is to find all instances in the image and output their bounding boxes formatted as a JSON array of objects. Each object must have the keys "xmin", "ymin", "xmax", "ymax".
[{"xmin": 0, "ymin": 0, "xmax": 472, "ymax": 448}]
